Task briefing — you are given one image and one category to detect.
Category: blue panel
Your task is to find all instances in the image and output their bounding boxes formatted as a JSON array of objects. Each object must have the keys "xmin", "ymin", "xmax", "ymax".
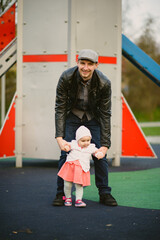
[{"xmin": 122, "ymin": 34, "xmax": 160, "ymax": 87}]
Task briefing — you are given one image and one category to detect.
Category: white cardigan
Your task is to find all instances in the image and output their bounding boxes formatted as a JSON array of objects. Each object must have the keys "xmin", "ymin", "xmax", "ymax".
[{"xmin": 66, "ymin": 140, "xmax": 98, "ymax": 172}]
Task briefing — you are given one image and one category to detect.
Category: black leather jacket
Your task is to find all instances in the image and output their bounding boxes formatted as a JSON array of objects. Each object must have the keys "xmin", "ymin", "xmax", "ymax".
[{"xmin": 55, "ymin": 66, "xmax": 111, "ymax": 148}]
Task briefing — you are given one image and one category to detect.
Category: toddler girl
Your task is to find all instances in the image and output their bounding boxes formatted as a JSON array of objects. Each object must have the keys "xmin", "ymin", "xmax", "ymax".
[{"xmin": 57, "ymin": 125, "xmax": 104, "ymax": 207}]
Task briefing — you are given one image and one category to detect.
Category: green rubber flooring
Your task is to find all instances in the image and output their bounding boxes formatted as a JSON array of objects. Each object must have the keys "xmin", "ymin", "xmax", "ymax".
[{"xmin": 83, "ymin": 168, "xmax": 160, "ymax": 210}]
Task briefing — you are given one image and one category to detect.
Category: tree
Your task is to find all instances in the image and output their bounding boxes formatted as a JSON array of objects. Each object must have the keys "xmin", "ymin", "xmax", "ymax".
[{"xmin": 122, "ymin": 17, "xmax": 160, "ymax": 121}]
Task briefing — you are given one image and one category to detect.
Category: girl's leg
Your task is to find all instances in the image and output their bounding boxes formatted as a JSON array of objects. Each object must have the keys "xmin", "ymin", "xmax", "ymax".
[
  {"xmin": 75, "ymin": 183, "xmax": 83, "ymax": 201},
  {"xmin": 75, "ymin": 184, "xmax": 86, "ymax": 207},
  {"xmin": 64, "ymin": 181, "xmax": 73, "ymax": 206},
  {"xmin": 64, "ymin": 181, "xmax": 72, "ymax": 199}
]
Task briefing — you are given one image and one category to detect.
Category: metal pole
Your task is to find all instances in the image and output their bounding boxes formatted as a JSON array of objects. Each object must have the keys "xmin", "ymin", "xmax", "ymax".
[
  {"xmin": 111, "ymin": 0, "xmax": 122, "ymax": 167},
  {"xmin": 15, "ymin": 0, "xmax": 23, "ymax": 167},
  {"xmin": 1, "ymin": 74, "xmax": 6, "ymax": 126},
  {"xmin": 67, "ymin": 0, "xmax": 77, "ymax": 68}
]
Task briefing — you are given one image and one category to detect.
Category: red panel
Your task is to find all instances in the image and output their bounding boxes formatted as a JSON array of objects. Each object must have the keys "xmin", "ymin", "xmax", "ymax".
[
  {"xmin": 23, "ymin": 54, "xmax": 68, "ymax": 62},
  {"xmin": 76, "ymin": 55, "xmax": 117, "ymax": 64},
  {"xmin": 0, "ymin": 98, "xmax": 15, "ymax": 158},
  {"xmin": 98, "ymin": 56, "xmax": 117, "ymax": 64},
  {"xmin": 23, "ymin": 54, "xmax": 117, "ymax": 64},
  {"xmin": 122, "ymin": 96, "xmax": 155, "ymax": 157},
  {"xmin": 0, "ymin": 4, "xmax": 16, "ymax": 52}
]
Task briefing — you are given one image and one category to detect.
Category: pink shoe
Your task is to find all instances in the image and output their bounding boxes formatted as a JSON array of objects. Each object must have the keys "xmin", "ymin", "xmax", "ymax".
[
  {"xmin": 75, "ymin": 199, "xmax": 86, "ymax": 208},
  {"xmin": 64, "ymin": 198, "xmax": 72, "ymax": 207}
]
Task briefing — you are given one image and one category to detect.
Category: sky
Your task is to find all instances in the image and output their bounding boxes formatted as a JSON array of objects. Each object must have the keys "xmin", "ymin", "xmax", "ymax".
[{"xmin": 122, "ymin": 0, "xmax": 160, "ymax": 45}]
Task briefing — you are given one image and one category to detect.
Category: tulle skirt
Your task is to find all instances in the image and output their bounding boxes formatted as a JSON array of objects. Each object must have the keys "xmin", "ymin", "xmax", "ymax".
[{"xmin": 58, "ymin": 160, "xmax": 90, "ymax": 186}]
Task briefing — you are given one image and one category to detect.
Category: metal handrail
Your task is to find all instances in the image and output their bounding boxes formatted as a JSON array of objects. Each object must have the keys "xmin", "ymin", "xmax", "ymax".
[
  {"xmin": 0, "ymin": 37, "xmax": 17, "ymax": 78},
  {"xmin": 0, "ymin": 0, "xmax": 17, "ymax": 17}
]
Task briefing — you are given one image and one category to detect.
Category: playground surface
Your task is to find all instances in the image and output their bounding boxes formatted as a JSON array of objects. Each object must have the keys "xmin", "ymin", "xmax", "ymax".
[{"xmin": 0, "ymin": 144, "xmax": 160, "ymax": 240}]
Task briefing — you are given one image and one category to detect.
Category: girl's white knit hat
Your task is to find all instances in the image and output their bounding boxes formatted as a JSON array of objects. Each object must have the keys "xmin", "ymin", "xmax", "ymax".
[{"xmin": 76, "ymin": 126, "xmax": 92, "ymax": 142}]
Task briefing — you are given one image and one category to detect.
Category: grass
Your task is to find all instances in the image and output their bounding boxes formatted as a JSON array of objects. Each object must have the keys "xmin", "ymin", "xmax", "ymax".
[
  {"xmin": 134, "ymin": 107, "xmax": 160, "ymax": 122},
  {"xmin": 142, "ymin": 127, "xmax": 160, "ymax": 136}
]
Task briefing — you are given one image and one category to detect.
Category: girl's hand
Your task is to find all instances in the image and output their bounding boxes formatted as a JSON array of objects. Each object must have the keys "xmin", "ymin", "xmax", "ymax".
[
  {"xmin": 64, "ymin": 145, "xmax": 70, "ymax": 152},
  {"xmin": 95, "ymin": 151, "xmax": 104, "ymax": 159},
  {"xmin": 95, "ymin": 147, "xmax": 108, "ymax": 159}
]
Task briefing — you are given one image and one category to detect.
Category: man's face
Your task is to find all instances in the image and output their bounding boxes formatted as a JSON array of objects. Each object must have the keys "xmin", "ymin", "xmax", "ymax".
[{"xmin": 77, "ymin": 59, "xmax": 98, "ymax": 81}]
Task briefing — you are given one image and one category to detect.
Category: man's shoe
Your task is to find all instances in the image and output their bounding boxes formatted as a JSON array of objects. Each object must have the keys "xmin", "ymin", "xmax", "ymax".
[
  {"xmin": 100, "ymin": 193, "xmax": 118, "ymax": 206},
  {"xmin": 52, "ymin": 193, "xmax": 65, "ymax": 206}
]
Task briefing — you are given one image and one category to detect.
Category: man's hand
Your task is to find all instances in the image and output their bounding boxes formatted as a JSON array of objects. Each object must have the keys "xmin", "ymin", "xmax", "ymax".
[
  {"xmin": 95, "ymin": 146, "xmax": 108, "ymax": 159},
  {"xmin": 56, "ymin": 137, "xmax": 71, "ymax": 152}
]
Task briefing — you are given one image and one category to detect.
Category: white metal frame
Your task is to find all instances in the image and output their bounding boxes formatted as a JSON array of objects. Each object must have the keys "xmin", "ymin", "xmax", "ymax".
[
  {"xmin": 1, "ymin": 75, "xmax": 6, "ymax": 126},
  {"xmin": 15, "ymin": 0, "xmax": 23, "ymax": 167},
  {"xmin": 111, "ymin": 0, "xmax": 122, "ymax": 166}
]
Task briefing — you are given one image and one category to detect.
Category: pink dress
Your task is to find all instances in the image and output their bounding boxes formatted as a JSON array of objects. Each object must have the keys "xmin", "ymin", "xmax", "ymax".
[{"xmin": 58, "ymin": 140, "xmax": 98, "ymax": 186}]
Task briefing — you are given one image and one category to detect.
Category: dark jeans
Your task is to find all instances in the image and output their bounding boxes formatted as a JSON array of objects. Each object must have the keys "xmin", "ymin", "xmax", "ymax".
[{"xmin": 56, "ymin": 112, "xmax": 111, "ymax": 195}]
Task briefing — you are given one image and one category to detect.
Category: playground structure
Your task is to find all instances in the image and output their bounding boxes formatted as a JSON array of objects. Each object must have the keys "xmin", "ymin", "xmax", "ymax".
[{"xmin": 0, "ymin": 0, "xmax": 159, "ymax": 167}]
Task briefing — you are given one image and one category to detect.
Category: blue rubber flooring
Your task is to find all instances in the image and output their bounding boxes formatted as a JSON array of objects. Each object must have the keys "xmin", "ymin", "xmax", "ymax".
[{"xmin": 0, "ymin": 144, "xmax": 160, "ymax": 240}]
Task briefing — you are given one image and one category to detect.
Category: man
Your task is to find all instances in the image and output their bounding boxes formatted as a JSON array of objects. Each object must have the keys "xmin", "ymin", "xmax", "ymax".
[{"xmin": 53, "ymin": 49, "xmax": 117, "ymax": 207}]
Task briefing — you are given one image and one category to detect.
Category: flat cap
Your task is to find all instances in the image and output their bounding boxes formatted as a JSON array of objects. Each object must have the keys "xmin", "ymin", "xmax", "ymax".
[{"xmin": 78, "ymin": 49, "xmax": 98, "ymax": 63}]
